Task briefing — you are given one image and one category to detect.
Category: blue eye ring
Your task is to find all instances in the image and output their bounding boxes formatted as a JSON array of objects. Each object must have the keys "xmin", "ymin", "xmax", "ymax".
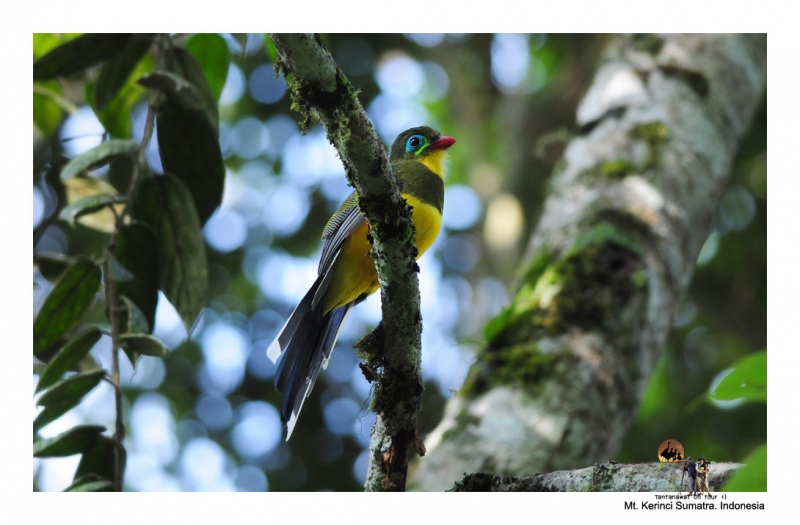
[{"xmin": 405, "ymin": 134, "xmax": 425, "ymax": 153}]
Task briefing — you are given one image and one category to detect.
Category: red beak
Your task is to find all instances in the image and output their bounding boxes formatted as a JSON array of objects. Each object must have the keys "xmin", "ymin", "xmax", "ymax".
[{"xmin": 430, "ymin": 136, "xmax": 456, "ymax": 151}]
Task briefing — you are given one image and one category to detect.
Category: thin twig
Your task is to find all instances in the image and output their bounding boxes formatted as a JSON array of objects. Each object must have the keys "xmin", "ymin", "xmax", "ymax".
[{"xmin": 104, "ymin": 80, "xmax": 158, "ymax": 493}]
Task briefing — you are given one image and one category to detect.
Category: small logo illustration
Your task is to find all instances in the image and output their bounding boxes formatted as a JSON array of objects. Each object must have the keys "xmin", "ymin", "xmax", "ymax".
[{"xmin": 658, "ymin": 439, "xmax": 685, "ymax": 462}]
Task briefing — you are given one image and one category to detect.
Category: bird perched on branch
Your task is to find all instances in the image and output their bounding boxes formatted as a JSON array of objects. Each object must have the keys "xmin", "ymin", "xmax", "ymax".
[{"xmin": 267, "ymin": 126, "xmax": 456, "ymax": 439}]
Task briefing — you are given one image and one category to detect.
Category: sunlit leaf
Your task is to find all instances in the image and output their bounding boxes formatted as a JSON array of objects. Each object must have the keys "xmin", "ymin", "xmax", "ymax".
[
  {"xmin": 60, "ymin": 140, "xmax": 139, "ymax": 181},
  {"xmin": 483, "ymin": 306, "xmax": 512, "ymax": 343},
  {"xmin": 132, "ymin": 175, "xmax": 208, "ymax": 330},
  {"xmin": 33, "ymin": 81, "xmax": 75, "ymax": 138},
  {"xmin": 722, "ymin": 444, "xmax": 767, "ymax": 491},
  {"xmin": 186, "ymin": 34, "xmax": 230, "ymax": 101},
  {"xmin": 33, "ymin": 425, "xmax": 106, "ymax": 458},
  {"xmin": 33, "ymin": 260, "xmax": 102, "ymax": 357},
  {"xmin": 89, "ymin": 53, "xmax": 155, "ymax": 138},
  {"xmin": 116, "ymin": 224, "xmax": 159, "ymax": 333},
  {"xmin": 33, "ymin": 33, "xmax": 82, "ymax": 59},
  {"xmin": 36, "ymin": 327, "xmax": 102, "ymax": 393},
  {"xmin": 59, "ymin": 193, "xmax": 124, "ymax": 228},
  {"xmin": 34, "ymin": 253, "xmax": 76, "ymax": 282},
  {"xmin": 62, "ymin": 175, "xmax": 125, "ymax": 233},
  {"xmin": 710, "ymin": 350, "xmax": 766, "ymax": 403},
  {"xmin": 263, "ymin": 34, "xmax": 278, "ymax": 63},
  {"xmin": 96, "ymin": 34, "xmax": 155, "ymax": 110},
  {"xmin": 74, "ymin": 435, "xmax": 123, "ymax": 486},
  {"xmin": 33, "ymin": 34, "xmax": 133, "ymax": 80}
]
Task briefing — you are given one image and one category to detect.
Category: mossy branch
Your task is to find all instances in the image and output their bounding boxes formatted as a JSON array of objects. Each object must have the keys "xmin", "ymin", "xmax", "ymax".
[
  {"xmin": 451, "ymin": 462, "xmax": 742, "ymax": 492},
  {"xmin": 268, "ymin": 33, "xmax": 425, "ymax": 492}
]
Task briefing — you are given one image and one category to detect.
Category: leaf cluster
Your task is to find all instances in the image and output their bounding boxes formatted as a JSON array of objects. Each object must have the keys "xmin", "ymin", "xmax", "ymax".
[{"xmin": 33, "ymin": 33, "xmax": 231, "ymax": 491}]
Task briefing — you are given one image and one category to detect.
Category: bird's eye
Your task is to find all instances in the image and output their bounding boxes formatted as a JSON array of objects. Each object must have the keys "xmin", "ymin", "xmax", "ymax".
[{"xmin": 405, "ymin": 134, "xmax": 424, "ymax": 152}]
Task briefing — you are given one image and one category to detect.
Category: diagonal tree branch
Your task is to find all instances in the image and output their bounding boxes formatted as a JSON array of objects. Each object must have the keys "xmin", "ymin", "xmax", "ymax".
[{"xmin": 269, "ymin": 34, "xmax": 425, "ymax": 491}]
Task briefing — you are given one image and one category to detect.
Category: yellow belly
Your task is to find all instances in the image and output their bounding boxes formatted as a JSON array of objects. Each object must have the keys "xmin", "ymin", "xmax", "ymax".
[{"xmin": 322, "ymin": 194, "xmax": 442, "ymax": 313}]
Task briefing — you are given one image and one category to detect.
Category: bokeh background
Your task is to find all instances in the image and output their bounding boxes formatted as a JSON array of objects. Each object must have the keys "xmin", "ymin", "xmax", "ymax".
[{"xmin": 33, "ymin": 33, "xmax": 766, "ymax": 491}]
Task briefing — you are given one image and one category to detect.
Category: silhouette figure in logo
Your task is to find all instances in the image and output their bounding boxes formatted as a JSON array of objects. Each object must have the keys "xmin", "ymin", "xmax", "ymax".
[{"xmin": 659, "ymin": 439, "xmax": 684, "ymax": 463}]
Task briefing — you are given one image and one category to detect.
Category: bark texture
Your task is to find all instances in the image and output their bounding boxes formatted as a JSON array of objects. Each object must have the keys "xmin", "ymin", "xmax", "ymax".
[
  {"xmin": 412, "ymin": 34, "xmax": 766, "ymax": 491},
  {"xmin": 451, "ymin": 462, "xmax": 741, "ymax": 492},
  {"xmin": 268, "ymin": 34, "xmax": 425, "ymax": 491}
]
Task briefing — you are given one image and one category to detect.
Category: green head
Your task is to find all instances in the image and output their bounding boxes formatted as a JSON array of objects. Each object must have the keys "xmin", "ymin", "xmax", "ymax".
[{"xmin": 390, "ymin": 126, "xmax": 456, "ymax": 162}]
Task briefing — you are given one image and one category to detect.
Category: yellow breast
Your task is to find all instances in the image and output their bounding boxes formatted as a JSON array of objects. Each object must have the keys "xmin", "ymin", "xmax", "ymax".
[
  {"xmin": 322, "ymin": 193, "xmax": 442, "ymax": 313},
  {"xmin": 403, "ymin": 192, "xmax": 442, "ymax": 257}
]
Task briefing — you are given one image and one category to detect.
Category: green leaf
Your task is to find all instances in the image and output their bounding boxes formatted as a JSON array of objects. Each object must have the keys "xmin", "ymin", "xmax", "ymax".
[
  {"xmin": 33, "ymin": 425, "xmax": 106, "ymax": 458},
  {"xmin": 33, "ymin": 33, "xmax": 81, "ymax": 59},
  {"xmin": 121, "ymin": 296, "xmax": 151, "ymax": 334},
  {"xmin": 34, "ymin": 81, "xmax": 75, "ymax": 137},
  {"xmin": 155, "ymin": 101, "xmax": 225, "ymax": 226},
  {"xmin": 710, "ymin": 350, "xmax": 767, "ymax": 403},
  {"xmin": 116, "ymin": 224, "xmax": 159, "ymax": 332},
  {"xmin": 109, "ymin": 254, "xmax": 135, "ymax": 282},
  {"xmin": 96, "ymin": 34, "xmax": 155, "ymax": 111},
  {"xmin": 263, "ymin": 34, "xmax": 278, "ymax": 63},
  {"xmin": 118, "ymin": 298, "xmax": 150, "ymax": 369},
  {"xmin": 34, "ymin": 369, "xmax": 106, "ymax": 431},
  {"xmin": 33, "ymin": 34, "xmax": 133, "ymax": 80},
  {"xmin": 186, "ymin": 34, "xmax": 230, "ymax": 102},
  {"xmin": 34, "ymin": 406, "xmax": 79, "ymax": 434},
  {"xmin": 120, "ymin": 334, "xmax": 169, "ymax": 358},
  {"xmin": 37, "ymin": 369, "xmax": 105, "ymax": 407},
  {"xmin": 138, "ymin": 46, "xmax": 224, "ymax": 225},
  {"xmin": 33, "ymin": 260, "xmax": 102, "ymax": 356},
  {"xmin": 60, "ymin": 140, "xmax": 140, "ymax": 181},
  {"xmin": 164, "ymin": 47, "xmax": 219, "ymax": 131},
  {"xmin": 139, "ymin": 71, "xmax": 207, "ymax": 111},
  {"xmin": 483, "ymin": 305, "xmax": 512, "ymax": 343},
  {"xmin": 36, "ymin": 327, "xmax": 102, "ymax": 393},
  {"xmin": 34, "ymin": 253, "xmax": 76, "ymax": 282},
  {"xmin": 89, "ymin": 53, "xmax": 155, "ymax": 138},
  {"xmin": 58, "ymin": 193, "xmax": 124, "ymax": 227},
  {"xmin": 74, "ymin": 435, "xmax": 123, "ymax": 485},
  {"xmin": 722, "ymin": 444, "xmax": 767, "ymax": 491},
  {"xmin": 64, "ymin": 476, "xmax": 113, "ymax": 492},
  {"xmin": 132, "ymin": 175, "xmax": 208, "ymax": 329}
]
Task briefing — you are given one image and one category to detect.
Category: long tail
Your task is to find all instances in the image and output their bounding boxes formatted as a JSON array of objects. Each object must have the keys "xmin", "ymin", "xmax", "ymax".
[{"xmin": 267, "ymin": 274, "xmax": 351, "ymax": 440}]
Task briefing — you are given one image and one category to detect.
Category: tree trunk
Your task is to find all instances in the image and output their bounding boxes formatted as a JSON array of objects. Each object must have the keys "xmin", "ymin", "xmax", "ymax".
[{"xmin": 411, "ymin": 34, "xmax": 766, "ymax": 491}]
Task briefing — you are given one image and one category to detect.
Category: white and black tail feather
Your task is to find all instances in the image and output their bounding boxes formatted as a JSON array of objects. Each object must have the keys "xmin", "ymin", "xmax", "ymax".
[
  {"xmin": 267, "ymin": 202, "xmax": 367, "ymax": 440},
  {"xmin": 267, "ymin": 269, "xmax": 353, "ymax": 440}
]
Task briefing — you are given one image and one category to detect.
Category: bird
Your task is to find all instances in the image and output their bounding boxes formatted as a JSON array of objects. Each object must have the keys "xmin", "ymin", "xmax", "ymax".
[{"xmin": 266, "ymin": 126, "xmax": 456, "ymax": 440}]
